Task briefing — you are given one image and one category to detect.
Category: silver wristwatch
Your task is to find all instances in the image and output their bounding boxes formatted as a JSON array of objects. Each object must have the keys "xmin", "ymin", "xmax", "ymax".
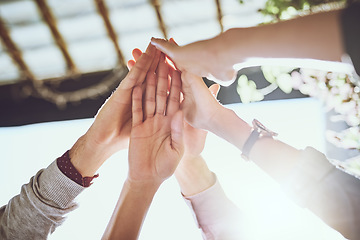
[{"xmin": 241, "ymin": 119, "xmax": 277, "ymax": 161}]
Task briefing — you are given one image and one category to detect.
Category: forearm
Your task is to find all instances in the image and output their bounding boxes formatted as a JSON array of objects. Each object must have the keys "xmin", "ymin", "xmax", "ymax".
[
  {"xmin": 69, "ymin": 133, "xmax": 114, "ymax": 177},
  {"xmin": 219, "ymin": 9, "xmax": 344, "ymax": 66},
  {"xmin": 0, "ymin": 161, "xmax": 83, "ymax": 239},
  {"xmin": 102, "ymin": 179, "xmax": 160, "ymax": 240},
  {"xmin": 209, "ymin": 107, "xmax": 301, "ymax": 183},
  {"xmin": 175, "ymin": 155, "xmax": 216, "ymax": 197}
]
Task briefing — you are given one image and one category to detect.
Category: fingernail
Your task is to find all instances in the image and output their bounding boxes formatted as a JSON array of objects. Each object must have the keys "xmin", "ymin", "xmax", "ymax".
[{"xmin": 150, "ymin": 39, "xmax": 158, "ymax": 46}]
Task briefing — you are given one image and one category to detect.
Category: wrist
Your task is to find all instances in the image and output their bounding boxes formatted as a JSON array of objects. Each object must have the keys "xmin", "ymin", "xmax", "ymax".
[
  {"xmin": 124, "ymin": 178, "xmax": 161, "ymax": 195},
  {"xmin": 69, "ymin": 133, "xmax": 110, "ymax": 177},
  {"xmin": 175, "ymin": 155, "xmax": 215, "ymax": 197},
  {"xmin": 219, "ymin": 28, "xmax": 247, "ymax": 66},
  {"xmin": 209, "ymin": 107, "xmax": 252, "ymax": 150}
]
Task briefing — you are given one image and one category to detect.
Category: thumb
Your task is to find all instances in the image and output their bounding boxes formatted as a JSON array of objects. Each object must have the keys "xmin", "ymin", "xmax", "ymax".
[
  {"xmin": 209, "ymin": 84, "xmax": 220, "ymax": 98},
  {"xmin": 169, "ymin": 38, "xmax": 179, "ymax": 46},
  {"xmin": 170, "ymin": 111, "xmax": 184, "ymax": 156},
  {"xmin": 151, "ymin": 38, "xmax": 177, "ymax": 59}
]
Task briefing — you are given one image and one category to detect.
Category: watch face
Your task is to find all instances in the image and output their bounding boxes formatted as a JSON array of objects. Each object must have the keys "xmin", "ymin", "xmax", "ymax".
[{"xmin": 252, "ymin": 119, "xmax": 278, "ymax": 137}]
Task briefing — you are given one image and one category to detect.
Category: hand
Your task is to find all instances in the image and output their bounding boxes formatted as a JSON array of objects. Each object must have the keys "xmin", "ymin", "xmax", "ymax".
[
  {"xmin": 151, "ymin": 37, "xmax": 237, "ymax": 85},
  {"xmin": 128, "ymin": 54, "xmax": 184, "ymax": 184},
  {"xmin": 183, "ymin": 122, "xmax": 207, "ymax": 160},
  {"xmin": 180, "ymin": 70, "xmax": 222, "ymax": 131},
  {"xmin": 129, "ymin": 47, "xmax": 222, "ymax": 134},
  {"xmin": 128, "ymin": 48, "xmax": 218, "ymax": 156},
  {"xmin": 87, "ymin": 44, "xmax": 160, "ymax": 150},
  {"xmin": 69, "ymin": 44, "xmax": 158, "ymax": 177},
  {"xmin": 175, "ymin": 81, "xmax": 217, "ymax": 197}
]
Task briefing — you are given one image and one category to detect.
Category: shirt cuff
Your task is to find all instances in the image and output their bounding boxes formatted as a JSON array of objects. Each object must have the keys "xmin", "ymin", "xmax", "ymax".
[
  {"xmin": 183, "ymin": 174, "xmax": 242, "ymax": 231},
  {"xmin": 56, "ymin": 150, "xmax": 99, "ymax": 187}
]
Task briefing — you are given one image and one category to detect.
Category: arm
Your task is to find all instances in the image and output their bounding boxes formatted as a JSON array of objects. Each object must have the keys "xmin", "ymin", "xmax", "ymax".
[
  {"xmin": 181, "ymin": 71, "xmax": 301, "ymax": 183},
  {"xmin": 175, "ymin": 82, "xmax": 216, "ymax": 196},
  {"xmin": 175, "ymin": 121, "xmax": 243, "ymax": 240},
  {"xmin": 175, "ymin": 78, "xmax": 243, "ymax": 239},
  {"xmin": 69, "ymin": 43, "xmax": 158, "ymax": 177},
  {"xmin": 151, "ymin": 8, "xmax": 347, "ymax": 84},
  {"xmin": 0, "ymin": 161, "xmax": 84, "ymax": 239},
  {"xmin": 102, "ymin": 54, "xmax": 184, "ymax": 240},
  {"xmin": 0, "ymin": 44, "xmax": 158, "ymax": 239},
  {"xmin": 180, "ymin": 71, "xmax": 360, "ymax": 238}
]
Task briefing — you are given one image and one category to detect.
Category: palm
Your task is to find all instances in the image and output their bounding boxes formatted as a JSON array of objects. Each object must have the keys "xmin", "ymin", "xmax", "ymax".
[
  {"xmin": 129, "ymin": 115, "xmax": 179, "ymax": 182},
  {"xmin": 183, "ymin": 122, "xmax": 207, "ymax": 158},
  {"xmin": 181, "ymin": 72, "xmax": 221, "ymax": 130},
  {"xmin": 127, "ymin": 52, "xmax": 184, "ymax": 185},
  {"xmin": 86, "ymin": 44, "xmax": 157, "ymax": 154}
]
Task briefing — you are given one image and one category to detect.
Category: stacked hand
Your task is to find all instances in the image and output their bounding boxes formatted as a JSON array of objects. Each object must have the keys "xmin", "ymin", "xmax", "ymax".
[
  {"xmin": 128, "ymin": 45, "xmax": 221, "ymax": 198},
  {"xmin": 128, "ymin": 53, "xmax": 184, "ymax": 185},
  {"xmin": 70, "ymin": 44, "xmax": 160, "ymax": 177},
  {"xmin": 151, "ymin": 37, "xmax": 237, "ymax": 85}
]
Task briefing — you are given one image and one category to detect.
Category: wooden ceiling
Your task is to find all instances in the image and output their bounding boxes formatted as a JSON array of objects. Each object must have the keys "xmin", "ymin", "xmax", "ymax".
[
  {"xmin": 0, "ymin": 0, "xmax": 268, "ymax": 84},
  {"xmin": 1, "ymin": 0, "xmax": 305, "ymax": 127}
]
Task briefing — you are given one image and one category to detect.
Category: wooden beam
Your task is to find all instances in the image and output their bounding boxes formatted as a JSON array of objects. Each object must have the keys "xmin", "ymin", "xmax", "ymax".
[
  {"xmin": 94, "ymin": 0, "xmax": 126, "ymax": 66},
  {"xmin": 34, "ymin": 0, "xmax": 77, "ymax": 72},
  {"xmin": 215, "ymin": 0, "xmax": 224, "ymax": 32},
  {"xmin": 0, "ymin": 17, "xmax": 34, "ymax": 80},
  {"xmin": 150, "ymin": 0, "xmax": 168, "ymax": 39}
]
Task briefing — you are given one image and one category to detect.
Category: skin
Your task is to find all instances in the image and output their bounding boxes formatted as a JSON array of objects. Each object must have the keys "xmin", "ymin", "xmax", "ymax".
[
  {"xmin": 151, "ymin": 9, "xmax": 344, "ymax": 85},
  {"xmin": 128, "ymin": 45, "xmax": 298, "ymax": 187},
  {"xmin": 179, "ymin": 69, "xmax": 301, "ymax": 183},
  {"xmin": 68, "ymin": 43, "xmax": 159, "ymax": 177},
  {"xmin": 175, "ymin": 104, "xmax": 216, "ymax": 197},
  {"xmin": 128, "ymin": 47, "xmax": 219, "ymax": 197},
  {"xmin": 102, "ymin": 54, "xmax": 184, "ymax": 240}
]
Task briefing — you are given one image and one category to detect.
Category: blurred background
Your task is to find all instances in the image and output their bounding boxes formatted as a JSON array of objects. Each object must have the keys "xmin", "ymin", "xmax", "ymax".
[{"xmin": 0, "ymin": 0, "xmax": 359, "ymax": 239}]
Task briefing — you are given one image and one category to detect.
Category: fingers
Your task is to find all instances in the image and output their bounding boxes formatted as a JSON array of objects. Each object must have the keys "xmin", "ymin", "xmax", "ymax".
[
  {"xmin": 170, "ymin": 111, "xmax": 184, "ymax": 156},
  {"xmin": 127, "ymin": 60, "xmax": 136, "ymax": 70},
  {"xmin": 127, "ymin": 48, "xmax": 143, "ymax": 70},
  {"xmin": 166, "ymin": 70, "xmax": 181, "ymax": 116},
  {"xmin": 132, "ymin": 48, "xmax": 142, "ymax": 61},
  {"xmin": 144, "ymin": 72, "xmax": 156, "ymax": 119},
  {"xmin": 132, "ymin": 86, "xmax": 143, "ymax": 127},
  {"xmin": 169, "ymin": 38, "xmax": 179, "ymax": 46},
  {"xmin": 151, "ymin": 38, "xmax": 177, "ymax": 59},
  {"xmin": 149, "ymin": 49, "xmax": 161, "ymax": 73},
  {"xmin": 122, "ymin": 43, "xmax": 156, "ymax": 89},
  {"xmin": 155, "ymin": 54, "xmax": 169, "ymax": 115}
]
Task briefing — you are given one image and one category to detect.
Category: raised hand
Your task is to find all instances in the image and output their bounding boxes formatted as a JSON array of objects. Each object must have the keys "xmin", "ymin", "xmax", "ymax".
[
  {"xmin": 102, "ymin": 53, "xmax": 184, "ymax": 240},
  {"xmin": 180, "ymin": 70, "xmax": 221, "ymax": 131},
  {"xmin": 69, "ymin": 43, "xmax": 159, "ymax": 177},
  {"xmin": 151, "ymin": 37, "xmax": 237, "ymax": 85},
  {"xmin": 128, "ymin": 54, "xmax": 184, "ymax": 184},
  {"xmin": 128, "ymin": 46, "xmax": 222, "ymax": 136}
]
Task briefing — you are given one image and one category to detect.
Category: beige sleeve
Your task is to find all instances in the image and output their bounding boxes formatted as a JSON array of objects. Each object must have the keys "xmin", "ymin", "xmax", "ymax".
[{"xmin": 0, "ymin": 160, "xmax": 84, "ymax": 239}]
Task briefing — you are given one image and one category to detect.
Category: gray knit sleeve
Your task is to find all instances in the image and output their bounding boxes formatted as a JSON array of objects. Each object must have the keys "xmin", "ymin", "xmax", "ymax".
[
  {"xmin": 341, "ymin": 3, "xmax": 360, "ymax": 76},
  {"xmin": 281, "ymin": 147, "xmax": 360, "ymax": 239},
  {"xmin": 0, "ymin": 160, "xmax": 85, "ymax": 239}
]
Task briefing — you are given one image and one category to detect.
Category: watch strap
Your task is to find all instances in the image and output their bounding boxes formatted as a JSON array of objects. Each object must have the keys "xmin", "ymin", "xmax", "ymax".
[
  {"xmin": 241, "ymin": 129, "xmax": 260, "ymax": 161},
  {"xmin": 241, "ymin": 119, "xmax": 277, "ymax": 161}
]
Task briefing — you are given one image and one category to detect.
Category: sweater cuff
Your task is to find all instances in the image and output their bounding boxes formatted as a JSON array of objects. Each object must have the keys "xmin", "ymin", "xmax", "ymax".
[
  {"xmin": 281, "ymin": 147, "xmax": 335, "ymax": 206},
  {"xmin": 34, "ymin": 160, "xmax": 85, "ymax": 209}
]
